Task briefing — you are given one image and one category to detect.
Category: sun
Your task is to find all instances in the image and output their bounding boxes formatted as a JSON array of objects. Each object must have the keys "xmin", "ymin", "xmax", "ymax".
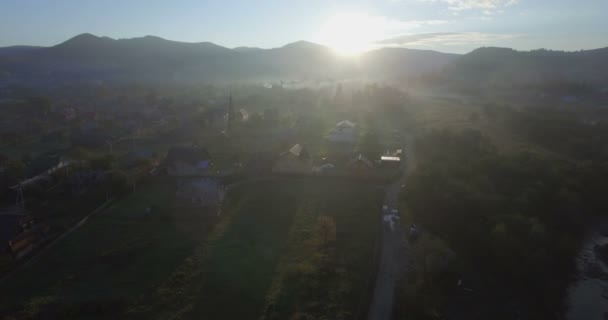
[{"xmin": 318, "ymin": 12, "xmax": 380, "ymax": 56}]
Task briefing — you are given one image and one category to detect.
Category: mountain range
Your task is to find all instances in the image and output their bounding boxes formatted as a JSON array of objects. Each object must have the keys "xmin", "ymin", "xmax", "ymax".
[{"xmin": 0, "ymin": 33, "xmax": 606, "ymax": 88}]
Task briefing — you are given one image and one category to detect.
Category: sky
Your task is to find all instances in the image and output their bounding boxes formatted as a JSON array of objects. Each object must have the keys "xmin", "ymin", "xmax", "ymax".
[{"xmin": 0, "ymin": 0, "xmax": 607, "ymax": 53}]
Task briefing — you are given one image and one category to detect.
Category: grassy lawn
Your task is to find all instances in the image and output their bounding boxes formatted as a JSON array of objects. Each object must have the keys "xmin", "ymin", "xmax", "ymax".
[{"xmin": 0, "ymin": 178, "xmax": 219, "ymax": 318}]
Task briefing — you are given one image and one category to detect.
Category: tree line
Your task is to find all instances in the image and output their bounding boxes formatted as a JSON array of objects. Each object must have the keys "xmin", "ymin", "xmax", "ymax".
[{"xmin": 403, "ymin": 128, "xmax": 608, "ymax": 318}]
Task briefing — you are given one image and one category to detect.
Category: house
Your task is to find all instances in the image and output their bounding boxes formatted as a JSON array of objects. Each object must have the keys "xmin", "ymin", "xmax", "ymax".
[
  {"xmin": 272, "ymin": 144, "xmax": 312, "ymax": 174},
  {"xmin": 328, "ymin": 120, "xmax": 356, "ymax": 144},
  {"xmin": 203, "ymin": 107, "xmax": 227, "ymax": 129},
  {"xmin": 347, "ymin": 153, "xmax": 374, "ymax": 176},
  {"xmin": 239, "ymin": 109, "xmax": 249, "ymax": 121},
  {"xmin": 122, "ymin": 149, "xmax": 159, "ymax": 169},
  {"xmin": 62, "ymin": 107, "xmax": 76, "ymax": 121},
  {"xmin": 9, "ymin": 223, "xmax": 50, "ymax": 260},
  {"xmin": 81, "ymin": 110, "xmax": 98, "ymax": 122},
  {"xmin": 176, "ymin": 178, "xmax": 225, "ymax": 208},
  {"xmin": 0, "ymin": 213, "xmax": 22, "ymax": 252},
  {"xmin": 380, "ymin": 156, "xmax": 401, "ymax": 168},
  {"xmin": 312, "ymin": 163, "xmax": 335, "ymax": 175},
  {"xmin": 263, "ymin": 108, "xmax": 279, "ymax": 127},
  {"xmin": 3, "ymin": 215, "xmax": 50, "ymax": 260},
  {"xmin": 167, "ymin": 146, "xmax": 210, "ymax": 176},
  {"xmin": 67, "ymin": 169, "xmax": 105, "ymax": 195}
]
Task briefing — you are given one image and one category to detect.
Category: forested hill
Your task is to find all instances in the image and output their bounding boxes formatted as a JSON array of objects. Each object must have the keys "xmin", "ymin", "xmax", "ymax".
[
  {"xmin": 1, "ymin": 34, "xmax": 606, "ymax": 88},
  {"xmin": 0, "ymin": 33, "xmax": 457, "ymax": 85},
  {"xmin": 439, "ymin": 47, "xmax": 608, "ymax": 91}
]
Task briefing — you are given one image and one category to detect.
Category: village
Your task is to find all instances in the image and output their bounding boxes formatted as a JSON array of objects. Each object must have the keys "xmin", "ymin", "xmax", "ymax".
[
  {"xmin": 0, "ymin": 84, "xmax": 407, "ymax": 262},
  {"xmin": 3, "ymin": 1, "xmax": 608, "ymax": 316},
  {"xmin": 0, "ymin": 83, "xmax": 412, "ymax": 319}
]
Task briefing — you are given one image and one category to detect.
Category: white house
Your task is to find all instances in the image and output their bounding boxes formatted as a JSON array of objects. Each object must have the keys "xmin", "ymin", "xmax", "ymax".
[{"xmin": 328, "ymin": 120, "xmax": 356, "ymax": 144}]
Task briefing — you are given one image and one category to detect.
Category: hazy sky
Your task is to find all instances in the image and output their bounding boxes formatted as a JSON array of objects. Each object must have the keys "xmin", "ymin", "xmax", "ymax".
[{"xmin": 1, "ymin": 0, "xmax": 607, "ymax": 53}]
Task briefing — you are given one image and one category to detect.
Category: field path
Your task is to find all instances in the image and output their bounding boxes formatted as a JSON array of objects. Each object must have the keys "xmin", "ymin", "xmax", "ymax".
[{"xmin": 367, "ymin": 133, "xmax": 415, "ymax": 320}]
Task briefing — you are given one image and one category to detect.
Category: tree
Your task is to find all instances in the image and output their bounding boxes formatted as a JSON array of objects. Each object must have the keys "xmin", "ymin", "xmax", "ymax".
[
  {"xmin": 25, "ymin": 96, "xmax": 51, "ymax": 117},
  {"xmin": 66, "ymin": 147, "xmax": 92, "ymax": 161},
  {"xmin": 4, "ymin": 159, "xmax": 26, "ymax": 183},
  {"xmin": 248, "ymin": 112, "xmax": 263, "ymax": 128},
  {"xmin": 358, "ymin": 131, "xmax": 382, "ymax": 160},
  {"xmin": 103, "ymin": 170, "xmax": 129, "ymax": 197},
  {"xmin": 263, "ymin": 108, "xmax": 279, "ymax": 127},
  {"xmin": 20, "ymin": 153, "xmax": 32, "ymax": 164},
  {"xmin": 89, "ymin": 154, "xmax": 117, "ymax": 170},
  {"xmin": 403, "ymin": 129, "xmax": 588, "ymax": 317},
  {"xmin": 469, "ymin": 111, "xmax": 480, "ymax": 122}
]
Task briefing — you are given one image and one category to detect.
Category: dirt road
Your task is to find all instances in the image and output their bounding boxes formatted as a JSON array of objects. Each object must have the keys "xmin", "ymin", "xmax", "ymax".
[{"xmin": 367, "ymin": 133, "xmax": 415, "ymax": 320}]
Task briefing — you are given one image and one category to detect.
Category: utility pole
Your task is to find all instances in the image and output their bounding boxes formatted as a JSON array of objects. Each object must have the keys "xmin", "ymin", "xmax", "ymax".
[
  {"xmin": 227, "ymin": 89, "xmax": 233, "ymax": 134},
  {"xmin": 16, "ymin": 186, "xmax": 24, "ymax": 208}
]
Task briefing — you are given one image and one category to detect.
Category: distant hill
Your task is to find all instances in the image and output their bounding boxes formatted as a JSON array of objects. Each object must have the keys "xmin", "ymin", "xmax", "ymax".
[
  {"xmin": 360, "ymin": 47, "xmax": 459, "ymax": 79},
  {"xmin": 0, "ymin": 34, "xmax": 606, "ymax": 88},
  {"xmin": 440, "ymin": 47, "xmax": 608, "ymax": 91},
  {"xmin": 232, "ymin": 47, "xmax": 264, "ymax": 53},
  {"xmin": 0, "ymin": 34, "xmax": 459, "ymax": 85},
  {"xmin": 0, "ymin": 46, "xmax": 43, "ymax": 56}
]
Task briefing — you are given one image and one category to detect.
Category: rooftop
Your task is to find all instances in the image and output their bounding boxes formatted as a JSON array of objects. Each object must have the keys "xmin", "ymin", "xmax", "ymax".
[
  {"xmin": 283, "ymin": 144, "xmax": 310, "ymax": 159},
  {"xmin": 336, "ymin": 120, "xmax": 355, "ymax": 128},
  {"xmin": 381, "ymin": 156, "xmax": 401, "ymax": 162}
]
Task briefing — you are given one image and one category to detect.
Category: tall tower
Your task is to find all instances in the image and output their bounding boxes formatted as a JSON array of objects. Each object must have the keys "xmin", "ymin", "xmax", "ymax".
[{"xmin": 227, "ymin": 90, "xmax": 234, "ymax": 134}]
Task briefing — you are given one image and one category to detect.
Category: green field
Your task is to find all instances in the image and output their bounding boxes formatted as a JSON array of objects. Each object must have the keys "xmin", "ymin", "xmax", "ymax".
[
  {"xmin": 189, "ymin": 180, "xmax": 382, "ymax": 320},
  {"xmin": 185, "ymin": 181, "xmax": 301, "ymax": 319},
  {"xmin": 1, "ymin": 179, "xmax": 383, "ymax": 320},
  {"xmin": 258, "ymin": 183, "xmax": 383, "ymax": 320},
  {"xmin": 0, "ymin": 178, "xmax": 219, "ymax": 318}
]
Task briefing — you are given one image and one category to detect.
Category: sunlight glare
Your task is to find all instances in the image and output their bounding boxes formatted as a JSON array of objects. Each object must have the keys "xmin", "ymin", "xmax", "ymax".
[{"xmin": 319, "ymin": 12, "xmax": 381, "ymax": 56}]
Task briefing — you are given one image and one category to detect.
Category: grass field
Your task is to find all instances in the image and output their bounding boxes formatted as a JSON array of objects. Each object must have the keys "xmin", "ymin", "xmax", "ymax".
[
  {"xmin": 185, "ymin": 181, "xmax": 301, "ymax": 319},
  {"xmin": 258, "ymin": 182, "xmax": 383, "ymax": 320},
  {"xmin": 0, "ymin": 178, "xmax": 219, "ymax": 318},
  {"xmin": 0, "ymin": 178, "xmax": 383, "ymax": 320},
  {"xmin": 178, "ymin": 180, "xmax": 383, "ymax": 320}
]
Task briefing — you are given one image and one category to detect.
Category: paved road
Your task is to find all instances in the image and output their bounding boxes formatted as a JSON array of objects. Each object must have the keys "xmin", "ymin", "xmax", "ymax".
[{"xmin": 367, "ymin": 133, "xmax": 415, "ymax": 320}]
